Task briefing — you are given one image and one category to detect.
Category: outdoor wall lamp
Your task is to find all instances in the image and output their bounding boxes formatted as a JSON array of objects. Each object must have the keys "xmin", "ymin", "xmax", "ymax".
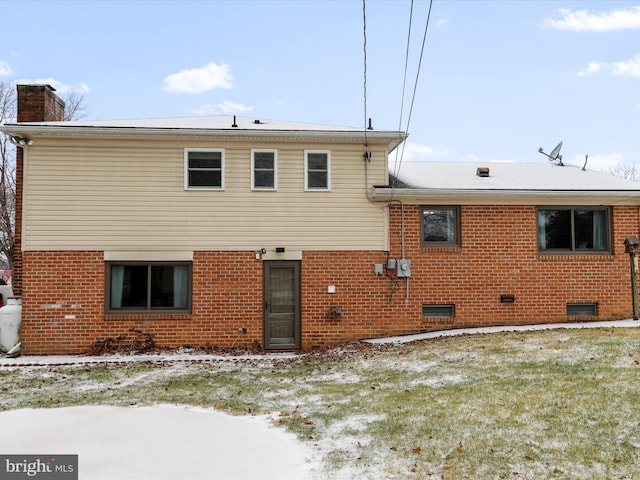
[{"xmin": 8, "ymin": 135, "xmax": 33, "ymax": 147}]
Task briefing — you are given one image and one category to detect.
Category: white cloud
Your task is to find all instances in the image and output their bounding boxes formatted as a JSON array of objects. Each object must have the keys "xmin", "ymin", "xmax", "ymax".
[
  {"xmin": 392, "ymin": 142, "xmax": 450, "ymax": 162},
  {"xmin": 191, "ymin": 101, "xmax": 254, "ymax": 116},
  {"xmin": 577, "ymin": 53, "xmax": 640, "ymax": 78},
  {"xmin": 163, "ymin": 62, "xmax": 233, "ymax": 94},
  {"xmin": 543, "ymin": 6, "xmax": 640, "ymax": 32},
  {"xmin": 577, "ymin": 61, "xmax": 604, "ymax": 77},
  {"xmin": 18, "ymin": 78, "xmax": 90, "ymax": 95},
  {"xmin": 435, "ymin": 18, "xmax": 448, "ymax": 27},
  {"xmin": 567, "ymin": 152, "xmax": 624, "ymax": 172},
  {"xmin": 0, "ymin": 61, "xmax": 13, "ymax": 76},
  {"xmin": 610, "ymin": 53, "xmax": 640, "ymax": 77}
]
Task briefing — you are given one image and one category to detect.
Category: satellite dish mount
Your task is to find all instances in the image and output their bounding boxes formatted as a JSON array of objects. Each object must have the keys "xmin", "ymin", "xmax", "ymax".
[{"xmin": 538, "ymin": 141, "xmax": 563, "ymax": 166}]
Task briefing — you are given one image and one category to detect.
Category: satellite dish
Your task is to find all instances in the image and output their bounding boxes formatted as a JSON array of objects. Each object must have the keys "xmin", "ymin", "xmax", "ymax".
[{"xmin": 538, "ymin": 141, "xmax": 563, "ymax": 166}]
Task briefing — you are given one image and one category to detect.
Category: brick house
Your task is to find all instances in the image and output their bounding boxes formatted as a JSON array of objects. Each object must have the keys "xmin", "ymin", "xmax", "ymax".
[{"xmin": 2, "ymin": 84, "xmax": 640, "ymax": 354}]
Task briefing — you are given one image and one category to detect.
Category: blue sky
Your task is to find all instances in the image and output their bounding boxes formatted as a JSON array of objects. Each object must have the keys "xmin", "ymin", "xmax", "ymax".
[{"xmin": 1, "ymin": 1, "xmax": 639, "ymax": 172}]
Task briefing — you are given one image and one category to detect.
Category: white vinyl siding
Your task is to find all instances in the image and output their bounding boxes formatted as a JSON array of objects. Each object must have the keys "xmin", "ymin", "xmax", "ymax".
[{"xmin": 22, "ymin": 139, "xmax": 389, "ymax": 251}]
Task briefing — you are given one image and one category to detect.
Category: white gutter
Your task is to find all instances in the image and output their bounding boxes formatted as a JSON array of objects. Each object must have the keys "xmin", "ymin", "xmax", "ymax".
[
  {"xmin": 373, "ymin": 187, "xmax": 640, "ymax": 205},
  {"xmin": 0, "ymin": 124, "xmax": 408, "ymax": 151}
]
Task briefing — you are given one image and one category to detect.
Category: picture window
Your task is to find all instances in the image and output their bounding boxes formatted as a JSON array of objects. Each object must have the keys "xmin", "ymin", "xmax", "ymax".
[{"xmin": 106, "ymin": 262, "xmax": 192, "ymax": 313}]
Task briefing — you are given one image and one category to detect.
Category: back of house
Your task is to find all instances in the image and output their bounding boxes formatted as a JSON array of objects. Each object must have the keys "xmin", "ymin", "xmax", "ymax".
[{"xmin": 2, "ymin": 84, "xmax": 639, "ymax": 354}]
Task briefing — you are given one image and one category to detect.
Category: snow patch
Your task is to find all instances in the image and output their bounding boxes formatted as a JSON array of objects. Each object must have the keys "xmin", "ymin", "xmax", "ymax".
[{"xmin": 0, "ymin": 404, "xmax": 318, "ymax": 480}]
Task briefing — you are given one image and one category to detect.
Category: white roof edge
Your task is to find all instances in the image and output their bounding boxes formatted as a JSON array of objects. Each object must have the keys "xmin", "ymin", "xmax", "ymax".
[
  {"xmin": 0, "ymin": 124, "xmax": 407, "ymax": 150},
  {"xmin": 373, "ymin": 187, "xmax": 640, "ymax": 199}
]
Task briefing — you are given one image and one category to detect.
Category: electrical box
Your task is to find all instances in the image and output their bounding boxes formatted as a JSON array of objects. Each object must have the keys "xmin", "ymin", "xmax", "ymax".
[
  {"xmin": 374, "ymin": 264, "xmax": 384, "ymax": 276},
  {"xmin": 396, "ymin": 259, "xmax": 411, "ymax": 277},
  {"xmin": 387, "ymin": 259, "xmax": 396, "ymax": 270}
]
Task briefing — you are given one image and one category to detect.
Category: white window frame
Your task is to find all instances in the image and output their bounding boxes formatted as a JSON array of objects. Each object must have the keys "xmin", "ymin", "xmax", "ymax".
[
  {"xmin": 184, "ymin": 148, "xmax": 225, "ymax": 190},
  {"xmin": 251, "ymin": 149, "xmax": 278, "ymax": 191},
  {"xmin": 304, "ymin": 150, "xmax": 331, "ymax": 191}
]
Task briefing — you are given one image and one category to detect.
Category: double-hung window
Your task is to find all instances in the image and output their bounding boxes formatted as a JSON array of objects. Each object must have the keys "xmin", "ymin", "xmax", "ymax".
[
  {"xmin": 304, "ymin": 150, "xmax": 331, "ymax": 191},
  {"xmin": 107, "ymin": 262, "xmax": 192, "ymax": 313},
  {"xmin": 251, "ymin": 149, "xmax": 277, "ymax": 190},
  {"xmin": 185, "ymin": 149, "xmax": 224, "ymax": 189},
  {"xmin": 421, "ymin": 206, "xmax": 461, "ymax": 247},
  {"xmin": 537, "ymin": 207, "xmax": 611, "ymax": 253}
]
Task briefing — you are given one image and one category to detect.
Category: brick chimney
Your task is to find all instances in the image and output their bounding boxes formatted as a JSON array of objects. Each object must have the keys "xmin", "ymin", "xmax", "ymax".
[
  {"xmin": 17, "ymin": 84, "xmax": 66, "ymax": 122},
  {"xmin": 13, "ymin": 85, "xmax": 66, "ymax": 295}
]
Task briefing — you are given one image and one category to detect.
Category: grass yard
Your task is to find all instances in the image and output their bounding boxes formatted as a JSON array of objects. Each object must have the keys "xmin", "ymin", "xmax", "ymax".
[{"xmin": 1, "ymin": 327, "xmax": 640, "ymax": 479}]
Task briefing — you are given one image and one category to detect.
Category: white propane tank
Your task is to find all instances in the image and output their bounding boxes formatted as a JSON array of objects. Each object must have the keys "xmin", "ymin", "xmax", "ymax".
[{"xmin": 0, "ymin": 297, "xmax": 22, "ymax": 353}]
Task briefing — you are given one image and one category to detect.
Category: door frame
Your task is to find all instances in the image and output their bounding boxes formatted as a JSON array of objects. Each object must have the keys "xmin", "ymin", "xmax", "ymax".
[{"xmin": 262, "ymin": 260, "xmax": 302, "ymax": 350}]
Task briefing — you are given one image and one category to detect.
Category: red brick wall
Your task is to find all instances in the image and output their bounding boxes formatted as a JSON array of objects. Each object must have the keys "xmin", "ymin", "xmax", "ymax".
[
  {"xmin": 20, "ymin": 250, "xmax": 394, "ymax": 354},
  {"xmin": 14, "ymin": 85, "xmax": 66, "ymax": 295},
  {"xmin": 19, "ymin": 204, "xmax": 639, "ymax": 354},
  {"xmin": 388, "ymin": 204, "xmax": 639, "ymax": 330}
]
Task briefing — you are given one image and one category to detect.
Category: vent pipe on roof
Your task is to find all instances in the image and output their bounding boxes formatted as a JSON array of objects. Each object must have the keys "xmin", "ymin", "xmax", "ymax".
[
  {"xmin": 232, "ymin": 116, "xmax": 238, "ymax": 128},
  {"xmin": 476, "ymin": 167, "xmax": 490, "ymax": 177},
  {"xmin": 367, "ymin": 118, "xmax": 373, "ymax": 130}
]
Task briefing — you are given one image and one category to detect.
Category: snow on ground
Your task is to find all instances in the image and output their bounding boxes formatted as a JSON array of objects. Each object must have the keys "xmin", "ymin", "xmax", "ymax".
[
  {"xmin": 0, "ymin": 405, "xmax": 317, "ymax": 480},
  {"xmin": 363, "ymin": 318, "xmax": 640, "ymax": 344},
  {"xmin": 0, "ymin": 319, "xmax": 638, "ymax": 480}
]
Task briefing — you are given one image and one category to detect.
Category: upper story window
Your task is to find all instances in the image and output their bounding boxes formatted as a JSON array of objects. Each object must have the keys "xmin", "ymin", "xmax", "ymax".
[
  {"xmin": 537, "ymin": 207, "xmax": 611, "ymax": 253},
  {"xmin": 421, "ymin": 206, "xmax": 461, "ymax": 247},
  {"xmin": 251, "ymin": 149, "xmax": 277, "ymax": 190},
  {"xmin": 185, "ymin": 149, "xmax": 224, "ymax": 190},
  {"xmin": 305, "ymin": 150, "xmax": 331, "ymax": 191},
  {"xmin": 106, "ymin": 262, "xmax": 192, "ymax": 314}
]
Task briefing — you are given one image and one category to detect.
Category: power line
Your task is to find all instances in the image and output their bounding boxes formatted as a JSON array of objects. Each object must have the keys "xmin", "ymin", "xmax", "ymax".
[
  {"xmin": 391, "ymin": 0, "xmax": 434, "ymax": 197},
  {"xmin": 362, "ymin": 0, "xmax": 369, "ymax": 146},
  {"xmin": 393, "ymin": 0, "xmax": 414, "ymax": 183}
]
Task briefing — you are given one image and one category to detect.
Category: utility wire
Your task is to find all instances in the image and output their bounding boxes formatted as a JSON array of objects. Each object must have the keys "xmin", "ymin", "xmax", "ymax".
[
  {"xmin": 362, "ymin": 0, "xmax": 369, "ymax": 146},
  {"xmin": 390, "ymin": 0, "xmax": 434, "ymax": 199},
  {"xmin": 392, "ymin": 0, "xmax": 414, "ymax": 184}
]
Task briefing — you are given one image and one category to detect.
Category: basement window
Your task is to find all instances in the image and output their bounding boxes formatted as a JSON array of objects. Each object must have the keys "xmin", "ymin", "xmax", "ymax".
[
  {"xmin": 567, "ymin": 303, "xmax": 597, "ymax": 317},
  {"xmin": 422, "ymin": 304, "xmax": 455, "ymax": 318},
  {"xmin": 106, "ymin": 262, "xmax": 192, "ymax": 314}
]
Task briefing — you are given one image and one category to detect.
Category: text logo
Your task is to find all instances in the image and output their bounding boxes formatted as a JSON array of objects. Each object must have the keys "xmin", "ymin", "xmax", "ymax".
[{"xmin": 0, "ymin": 455, "xmax": 77, "ymax": 480}]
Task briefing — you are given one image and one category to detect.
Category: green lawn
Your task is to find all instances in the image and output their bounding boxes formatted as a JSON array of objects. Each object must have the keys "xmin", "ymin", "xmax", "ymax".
[{"xmin": 1, "ymin": 328, "xmax": 639, "ymax": 479}]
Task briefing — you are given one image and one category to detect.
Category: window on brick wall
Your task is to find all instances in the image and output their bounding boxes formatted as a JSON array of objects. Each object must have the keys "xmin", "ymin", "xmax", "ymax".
[
  {"xmin": 106, "ymin": 262, "xmax": 192, "ymax": 313},
  {"xmin": 421, "ymin": 206, "xmax": 461, "ymax": 247},
  {"xmin": 423, "ymin": 304, "xmax": 455, "ymax": 318},
  {"xmin": 567, "ymin": 302, "xmax": 597, "ymax": 316},
  {"xmin": 537, "ymin": 207, "xmax": 611, "ymax": 253}
]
